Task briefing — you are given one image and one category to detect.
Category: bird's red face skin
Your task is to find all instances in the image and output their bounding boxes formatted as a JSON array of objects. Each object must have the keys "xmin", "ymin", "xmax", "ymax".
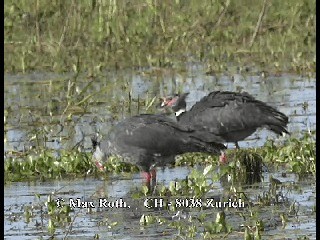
[
  {"xmin": 219, "ymin": 152, "xmax": 228, "ymax": 165},
  {"xmin": 95, "ymin": 161, "xmax": 105, "ymax": 171},
  {"xmin": 161, "ymin": 96, "xmax": 178, "ymax": 107}
]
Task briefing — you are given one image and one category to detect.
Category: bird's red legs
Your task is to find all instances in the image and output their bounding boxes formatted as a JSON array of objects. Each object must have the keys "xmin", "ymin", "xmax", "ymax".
[
  {"xmin": 141, "ymin": 171, "xmax": 152, "ymax": 183},
  {"xmin": 150, "ymin": 168, "xmax": 157, "ymax": 180},
  {"xmin": 141, "ymin": 168, "xmax": 157, "ymax": 190}
]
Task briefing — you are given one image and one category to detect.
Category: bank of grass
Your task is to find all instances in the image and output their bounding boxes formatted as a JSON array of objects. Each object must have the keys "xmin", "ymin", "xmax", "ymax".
[
  {"xmin": 4, "ymin": 0, "xmax": 315, "ymax": 75},
  {"xmin": 4, "ymin": 132, "xmax": 315, "ymax": 183}
]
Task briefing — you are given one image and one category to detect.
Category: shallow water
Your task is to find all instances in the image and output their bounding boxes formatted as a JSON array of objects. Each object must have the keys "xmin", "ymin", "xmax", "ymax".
[
  {"xmin": 4, "ymin": 67, "xmax": 316, "ymax": 239},
  {"xmin": 4, "ymin": 167, "xmax": 316, "ymax": 239},
  {"xmin": 4, "ymin": 68, "xmax": 316, "ymax": 152}
]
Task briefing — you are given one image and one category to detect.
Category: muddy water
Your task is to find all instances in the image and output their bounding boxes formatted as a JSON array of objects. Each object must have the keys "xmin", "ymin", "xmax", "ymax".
[{"xmin": 4, "ymin": 67, "xmax": 316, "ymax": 239}]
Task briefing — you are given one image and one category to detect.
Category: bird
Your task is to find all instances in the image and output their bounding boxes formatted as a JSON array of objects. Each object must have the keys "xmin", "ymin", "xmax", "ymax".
[
  {"xmin": 92, "ymin": 114, "xmax": 226, "ymax": 190},
  {"xmin": 161, "ymin": 91, "xmax": 289, "ymax": 149}
]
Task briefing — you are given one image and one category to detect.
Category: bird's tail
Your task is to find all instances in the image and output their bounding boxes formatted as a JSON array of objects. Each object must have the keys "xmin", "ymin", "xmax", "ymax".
[{"xmin": 262, "ymin": 105, "xmax": 289, "ymax": 135}]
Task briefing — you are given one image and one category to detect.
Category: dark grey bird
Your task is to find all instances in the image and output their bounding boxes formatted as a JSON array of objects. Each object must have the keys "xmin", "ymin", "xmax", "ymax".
[
  {"xmin": 92, "ymin": 114, "xmax": 226, "ymax": 188},
  {"xmin": 161, "ymin": 91, "xmax": 289, "ymax": 149}
]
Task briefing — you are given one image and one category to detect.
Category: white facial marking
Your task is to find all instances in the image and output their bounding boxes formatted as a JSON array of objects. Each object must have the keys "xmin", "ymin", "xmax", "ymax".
[{"xmin": 175, "ymin": 108, "xmax": 186, "ymax": 117}]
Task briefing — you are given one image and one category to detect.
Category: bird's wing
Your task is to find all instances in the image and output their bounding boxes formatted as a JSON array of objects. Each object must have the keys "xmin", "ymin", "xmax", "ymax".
[
  {"xmin": 115, "ymin": 115, "xmax": 225, "ymax": 155},
  {"xmin": 182, "ymin": 91, "xmax": 288, "ymax": 135}
]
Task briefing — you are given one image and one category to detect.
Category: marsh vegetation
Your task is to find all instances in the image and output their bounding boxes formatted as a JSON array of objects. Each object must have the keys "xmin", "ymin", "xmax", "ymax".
[
  {"xmin": 5, "ymin": 0, "xmax": 315, "ymax": 75},
  {"xmin": 4, "ymin": 0, "xmax": 315, "ymax": 239}
]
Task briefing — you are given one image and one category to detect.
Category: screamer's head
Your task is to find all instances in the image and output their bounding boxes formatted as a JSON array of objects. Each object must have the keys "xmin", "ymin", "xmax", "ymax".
[{"xmin": 160, "ymin": 92, "xmax": 189, "ymax": 117}]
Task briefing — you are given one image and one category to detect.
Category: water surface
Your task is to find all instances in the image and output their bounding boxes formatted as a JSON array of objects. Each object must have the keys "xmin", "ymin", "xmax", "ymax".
[{"xmin": 4, "ymin": 67, "xmax": 316, "ymax": 239}]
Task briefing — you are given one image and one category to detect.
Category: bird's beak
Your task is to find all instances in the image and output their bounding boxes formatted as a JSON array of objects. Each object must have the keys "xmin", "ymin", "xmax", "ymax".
[
  {"xmin": 160, "ymin": 97, "xmax": 172, "ymax": 107},
  {"xmin": 160, "ymin": 97, "xmax": 166, "ymax": 107},
  {"xmin": 160, "ymin": 96, "xmax": 178, "ymax": 108}
]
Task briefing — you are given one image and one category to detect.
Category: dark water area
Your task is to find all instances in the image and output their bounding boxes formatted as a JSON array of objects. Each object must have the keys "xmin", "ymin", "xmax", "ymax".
[{"xmin": 4, "ymin": 66, "xmax": 316, "ymax": 239}]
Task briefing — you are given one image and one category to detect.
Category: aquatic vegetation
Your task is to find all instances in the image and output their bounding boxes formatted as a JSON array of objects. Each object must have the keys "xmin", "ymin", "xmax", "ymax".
[
  {"xmin": 5, "ymin": 132, "xmax": 315, "ymax": 238},
  {"xmin": 4, "ymin": 131, "xmax": 315, "ymax": 183},
  {"xmin": 4, "ymin": 149, "xmax": 98, "ymax": 182},
  {"xmin": 4, "ymin": 132, "xmax": 315, "ymax": 237},
  {"xmin": 257, "ymin": 131, "xmax": 316, "ymax": 177}
]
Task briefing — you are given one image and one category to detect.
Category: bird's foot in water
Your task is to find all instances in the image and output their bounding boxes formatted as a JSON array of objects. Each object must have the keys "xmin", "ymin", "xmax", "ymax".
[
  {"xmin": 141, "ymin": 169, "xmax": 156, "ymax": 182},
  {"xmin": 142, "ymin": 169, "xmax": 157, "ymax": 193}
]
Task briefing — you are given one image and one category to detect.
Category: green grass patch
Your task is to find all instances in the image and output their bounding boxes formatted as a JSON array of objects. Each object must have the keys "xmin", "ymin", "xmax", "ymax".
[
  {"xmin": 4, "ymin": 132, "xmax": 315, "ymax": 183},
  {"xmin": 4, "ymin": 0, "xmax": 315, "ymax": 75}
]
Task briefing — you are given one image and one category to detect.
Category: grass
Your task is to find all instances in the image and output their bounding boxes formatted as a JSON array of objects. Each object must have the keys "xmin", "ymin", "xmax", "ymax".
[{"xmin": 4, "ymin": 0, "xmax": 315, "ymax": 75}]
